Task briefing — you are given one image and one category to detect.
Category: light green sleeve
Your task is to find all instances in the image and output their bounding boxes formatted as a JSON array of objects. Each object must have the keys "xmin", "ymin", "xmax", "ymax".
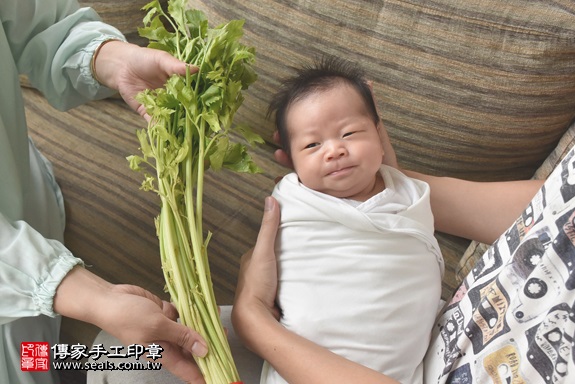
[
  {"xmin": 0, "ymin": 0, "xmax": 126, "ymax": 323},
  {"xmin": 2, "ymin": 0, "xmax": 127, "ymax": 111},
  {"xmin": 0, "ymin": 213, "xmax": 83, "ymax": 325}
]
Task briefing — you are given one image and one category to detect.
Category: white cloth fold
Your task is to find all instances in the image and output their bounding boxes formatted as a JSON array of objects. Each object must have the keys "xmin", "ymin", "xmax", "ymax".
[{"xmin": 262, "ymin": 165, "xmax": 444, "ymax": 384}]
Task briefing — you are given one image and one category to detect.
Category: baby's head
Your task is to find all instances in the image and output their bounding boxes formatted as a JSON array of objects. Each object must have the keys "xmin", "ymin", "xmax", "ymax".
[
  {"xmin": 269, "ymin": 56, "xmax": 380, "ymax": 157},
  {"xmin": 269, "ymin": 56, "xmax": 385, "ymax": 201}
]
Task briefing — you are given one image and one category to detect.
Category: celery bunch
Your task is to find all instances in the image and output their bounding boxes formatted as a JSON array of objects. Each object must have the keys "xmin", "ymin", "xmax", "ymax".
[{"xmin": 127, "ymin": 1, "xmax": 261, "ymax": 382}]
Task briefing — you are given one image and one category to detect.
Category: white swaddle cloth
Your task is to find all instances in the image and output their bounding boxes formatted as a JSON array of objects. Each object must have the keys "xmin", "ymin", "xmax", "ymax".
[{"xmin": 261, "ymin": 165, "xmax": 444, "ymax": 384}]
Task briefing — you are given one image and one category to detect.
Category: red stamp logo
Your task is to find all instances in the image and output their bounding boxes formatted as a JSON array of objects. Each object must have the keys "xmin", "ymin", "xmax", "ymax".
[{"xmin": 21, "ymin": 342, "xmax": 50, "ymax": 371}]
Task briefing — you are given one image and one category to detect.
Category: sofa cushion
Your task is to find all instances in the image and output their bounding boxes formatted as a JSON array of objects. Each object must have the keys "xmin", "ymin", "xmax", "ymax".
[
  {"xmin": 180, "ymin": 0, "xmax": 575, "ymax": 298},
  {"xmin": 78, "ymin": 0, "xmax": 168, "ymax": 46},
  {"xmin": 77, "ymin": 0, "xmax": 575, "ymax": 298},
  {"xmin": 186, "ymin": 0, "xmax": 575, "ymax": 183}
]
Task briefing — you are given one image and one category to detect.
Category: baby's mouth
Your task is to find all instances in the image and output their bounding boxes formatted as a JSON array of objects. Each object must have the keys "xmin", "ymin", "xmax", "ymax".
[{"xmin": 327, "ymin": 165, "xmax": 354, "ymax": 177}]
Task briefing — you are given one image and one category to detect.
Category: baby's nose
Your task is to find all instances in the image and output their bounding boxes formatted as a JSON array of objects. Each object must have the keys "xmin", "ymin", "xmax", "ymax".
[{"xmin": 325, "ymin": 141, "xmax": 347, "ymax": 160}]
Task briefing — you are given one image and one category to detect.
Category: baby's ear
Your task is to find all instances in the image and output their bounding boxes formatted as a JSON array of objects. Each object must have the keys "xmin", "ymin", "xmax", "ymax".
[
  {"xmin": 274, "ymin": 148, "xmax": 294, "ymax": 170},
  {"xmin": 273, "ymin": 130, "xmax": 294, "ymax": 170}
]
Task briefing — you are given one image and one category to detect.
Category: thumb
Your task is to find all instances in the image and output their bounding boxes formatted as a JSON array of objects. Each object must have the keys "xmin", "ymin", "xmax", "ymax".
[
  {"xmin": 159, "ymin": 50, "xmax": 198, "ymax": 77},
  {"xmin": 161, "ymin": 319, "xmax": 209, "ymax": 358},
  {"xmin": 151, "ymin": 320, "xmax": 207, "ymax": 384},
  {"xmin": 252, "ymin": 196, "xmax": 280, "ymax": 259}
]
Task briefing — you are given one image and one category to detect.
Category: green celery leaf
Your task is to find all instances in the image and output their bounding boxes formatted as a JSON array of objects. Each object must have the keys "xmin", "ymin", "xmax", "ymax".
[
  {"xmin": 141, "ymin": 0, "xmax": 162, "ymax": 24},
  {"xmin": 136, "ymin": 129, "xmax": 154, "ymax": 158},
  {"xmin": 221, "ymin": 142, "xmax": 262, "ymax": 173},
  {"xmin": 127, "ymin": 155, "xmax": 143, "ymax": 172},
  {"xmin": 207, "ymin": 136, "xmax": 229, "ymax": 171},
  {"xmin": 167, "ymin": 0, "xmax": 190, "ymax": 38},
  {"xmin": 185, "ymin": 9, "xmax": 208, "ymax": 36},
  {"xmin": 201, "ymin": 111, "xmax": 221, "ymax": 133},
  {"xmin": 235, "ymin": 124, "xmax": 264, "ymax": 146},
  {"xmin": 138, "ymin": 17, "xmax": 172, "ymax": 42},
  {"xmin": 200, "ymin": 84, "xmax": 223, "ymax": 111},
  {"xmin": 140, "ymin": 174, "xmax": 156, "ymax": 192}
]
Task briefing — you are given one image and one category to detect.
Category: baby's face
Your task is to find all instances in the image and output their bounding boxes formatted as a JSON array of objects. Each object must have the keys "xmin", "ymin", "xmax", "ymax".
[{"xmin": 285, "ymin": 83, "xmax": 384, "ymax": 201}]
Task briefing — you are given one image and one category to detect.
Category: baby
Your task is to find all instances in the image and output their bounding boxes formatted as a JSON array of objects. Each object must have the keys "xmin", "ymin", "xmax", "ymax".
[{"xmin": 263, "ymin": 56, "xmax": 444, "ymax": 384}]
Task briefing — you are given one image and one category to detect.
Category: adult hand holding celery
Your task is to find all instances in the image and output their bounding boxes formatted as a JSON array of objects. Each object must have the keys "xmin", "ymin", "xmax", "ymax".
[{"xmin": 127, "ymin": 1, "xmax": 261, "ymax": 382}]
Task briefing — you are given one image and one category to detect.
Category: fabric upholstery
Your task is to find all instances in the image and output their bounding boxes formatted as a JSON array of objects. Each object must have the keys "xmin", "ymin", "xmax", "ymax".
[
  {"xmin": 77, "ymin": 0, "xmax": 160, "ymax": 46},
  {"xmin": 183, "ymin": 0, "xmax": 575, "ymax": 296},
  {"xmin": 41, "ymin": 0, "xmax": 573, "ymax": 362},
  {"xmin": 187, "ymin": 0, "xmax": 575, "ymax": 181}
]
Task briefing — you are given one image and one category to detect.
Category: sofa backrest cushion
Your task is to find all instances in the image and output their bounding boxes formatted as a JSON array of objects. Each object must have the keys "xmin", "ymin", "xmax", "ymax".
[
  {"xmin": 78, "ymin": 0, "xmax": 162, "ymax": 46},
  {"xmin": 82, "ymin": 0, "xmax": 575, "ymax": 181},
  {"xmin": 179, "ymin": 0, "xmax": 575, "ymax": 181}
]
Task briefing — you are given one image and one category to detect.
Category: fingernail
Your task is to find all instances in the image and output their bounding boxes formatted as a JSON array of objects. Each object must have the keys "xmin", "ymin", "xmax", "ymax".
[
  {"xmin": 192, "ymin": 341, "xmax": 208, "ymax": 357},
  {"xmin": 264, "ymin": 196, "xmax": 273, "ymax": 211}
]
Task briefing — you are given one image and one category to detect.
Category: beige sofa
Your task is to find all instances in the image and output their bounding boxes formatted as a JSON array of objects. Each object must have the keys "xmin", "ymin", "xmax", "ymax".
[{"xmin": 23, "ymin": 0, "xmax": 575, "ymax": 375}]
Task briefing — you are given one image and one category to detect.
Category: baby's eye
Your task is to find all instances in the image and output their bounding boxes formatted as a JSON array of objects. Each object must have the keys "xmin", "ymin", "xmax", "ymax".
[
  {"xmin": 305, "ymin": 142, "xmax": 319, "ymax": 149},
  {"xmin": 343, "ymin": 131, "xmax": 356, "ymax": 138}
]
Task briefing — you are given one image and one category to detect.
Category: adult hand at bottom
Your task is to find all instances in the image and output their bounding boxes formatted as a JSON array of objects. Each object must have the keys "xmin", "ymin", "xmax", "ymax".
[{"xmin": 54, "ymin": 267, "xmax": 208, "ymax": 383}]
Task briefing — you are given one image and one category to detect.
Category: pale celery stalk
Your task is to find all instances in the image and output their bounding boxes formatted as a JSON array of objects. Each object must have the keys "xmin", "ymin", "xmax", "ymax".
[{"xmin": 127, "ymin": 1, "xmax": 261, "ymax": 382}]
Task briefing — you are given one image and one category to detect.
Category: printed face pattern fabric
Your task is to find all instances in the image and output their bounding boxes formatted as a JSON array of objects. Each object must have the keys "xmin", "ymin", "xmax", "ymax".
[{"xmin": 425, "ymin": 147, "xmax": 575, "ymax": 384}]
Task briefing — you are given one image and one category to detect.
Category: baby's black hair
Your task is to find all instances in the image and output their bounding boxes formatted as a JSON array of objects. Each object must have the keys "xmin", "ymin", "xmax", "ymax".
[{"xmin": 268, "ymin": 55, "xmax": 380, "ymax": 156}]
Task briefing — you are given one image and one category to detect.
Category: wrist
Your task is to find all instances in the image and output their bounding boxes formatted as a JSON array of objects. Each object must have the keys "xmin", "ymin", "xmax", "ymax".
[
  {"xmin": 232, "ymin": 299, "xmax": 280, "ymax": 354},
  {"xmin": 53, "ymin": 266, "xmax": 113, "ymax": 324},
  {"xmin": 91, "ymin": 40, "xmax": 132, "ymax": 90}
]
